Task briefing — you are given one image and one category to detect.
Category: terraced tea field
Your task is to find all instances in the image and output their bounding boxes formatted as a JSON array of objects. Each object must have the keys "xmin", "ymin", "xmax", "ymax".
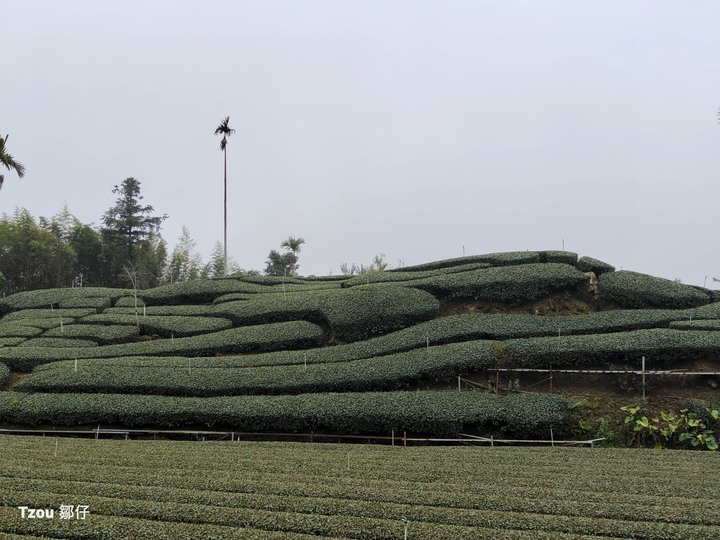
[
  {"xmin": 1, "ymin": 435, "xmax": 719, "ymax": 539},
  {"xmin": 0, "ymin": 250, "xmax": 719, "ymax": 439}
]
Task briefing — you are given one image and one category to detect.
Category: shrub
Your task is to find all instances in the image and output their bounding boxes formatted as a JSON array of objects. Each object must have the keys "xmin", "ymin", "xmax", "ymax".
[
  {"xmin": 1, "ymin": 318, "xmax": 67, "ymax": 330},
  {"xmin": 0, "ymin": 363, "xmax": 8, "ymax": 387},
  {"xmin": 0, "ymin": 338, "xmax": 25, "ymax": 348},
  {"xmin": 0, "ymin": 390, "xmax": 570, "ymax": 437},
  {"xmin": 0, "ymin": 287, "xmax": 130, "ymax": 313},
  {"xmin": 104, "ymin": 305, "xmax": 233, "ymax": 319},
  {"xmin": 1, "ymin": 308, "xmax": 97, "ymax": 323},
  {"xmin": 540, "ymin": 251, "xmax": 578, "ymax": 265},
  {"xmin": 114, "ymin": 296, "xmax": 146, "ymax": 307},
  {"xmin": 0, "ymin": 324, "xmax": 43, "ymax": 338},
  {"xmin": 17, "ymin": 338, "xmax": 98, "ymax": 348},
  {"xmin": 598, "ymin": 271, "xmax": 711, "ymax": 308},
  {"xmin": 58, "ymin": 296, "xmax": 112, "ymax": 310},
  {"xmin": 405, "ymin": 263, "xmax": 587, "ymax": 303},
  {"xmin": 669, "ymin": 320, "xmax": 720, "ymax": 331},
  {"xmin": 390, "ymin": 251, "xmax": 541, "ymax": 272},
  {"xmin": 216, "ymin": 285, "xmax": 439, "ymax": 342},
  {"xmin": 503, "ymin": 329, "xmax": 720, "ymax": 368},
  {"xmin": 79, "ymin": 314, "xmax": 232, "ymax": 338},
  {"xmin": 42, "ymin": 324, "xmax": 140, "ymax": 345},
  {"xmin": 341, "ymin": 263, "xmax": 490, "ymax": 288},
  {"xmin": 140, "ymin": 280, "xmax": 265, "ymax": 305},
  {"xmin": 576, "ymin": 256, "xmax": 615, "ymax": 275},
  {"xmin": 0, "ymin": 321, "xmax": 324, "ymax": 371},
  {"xmin": 17, "ymin": 340, "xmax": 498, "ymax": 397}
]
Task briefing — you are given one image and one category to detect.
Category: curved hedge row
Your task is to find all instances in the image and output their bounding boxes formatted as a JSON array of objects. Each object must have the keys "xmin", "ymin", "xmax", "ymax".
[
  {"xmin": 0, "ymin": 318, "xmax": 65, "ymax": 330},
  {"xmin": 0, "ymin": 390, "xmax": 570, "ymax": 437},
  {"xmin": 140, "ymin": 279, "xmax": 266, "ymax": 305},
  {"xmin": 669, "ymin": 320, "xmax": 720, "ymax": 331},
  {"xmin": 539, "ymin": 251, "xmax": 578, "ymax": 265},
  {"xmin": 58, "ymin": 296, "xmax": 112, "ymax": 310},
  {"xmin": 0, "ymin": 338, "xmax": 25, "ymax": 348},
  {"xmin": 0, "ymin": 324, "xmax": 43, "ymax": 338},
  {"xmin": 598, "ymin": 271, "xmax": 711, "ymax": 308},
  {"xmin": 1, "ymin": 308, "xmax": 96, "ymax": 323},
  {"xmin": 0, "ymin": 321, "xmax": 324, "ymax": 371},
  {"xmin": 502, "ymin": 329, "xmax": 720, "ymax": 368},
  {"xmin": 341, "ymin": 263, "xmax": 491, "ymax": 288},
  {"xmin": 405, "ymin": 263, "xmax": 588, "ymax": 303},
  {"xmin": 18, "ymin": 337, "xmax": 98, "ymax": 348},
  {"xmin": 0, "ymin": 287, "xmax": 130, "ymax": 313},
  {"xmin": 577, "ymin": 256, "xmax": 615, "ymax": 275},
  {"xmin": 79, "ymin": 314, "xmax": 232, "ymax": 338},
  {"xmin": 391, "ymin": 251, "xmax": 541, "ymax": 272},
  {"xmin": 16, "ymin": 341, "xmax": 498, "ymax": 397},
  {"xmin": 105, "ymin": 305, "xmax": 233, "ymax": 319},
  {"xmin": 216, "ymin": 285, "xmax": 439, "ymax": 342},
  {"xmin": 42, "ymin": 324, "xmax": 140, "ymax": 345}
]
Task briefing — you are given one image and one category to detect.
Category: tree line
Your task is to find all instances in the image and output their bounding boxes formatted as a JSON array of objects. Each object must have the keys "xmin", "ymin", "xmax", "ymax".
[{"xmin": 0, "ymin": 178, "xmax": 240, "ymax": 295}]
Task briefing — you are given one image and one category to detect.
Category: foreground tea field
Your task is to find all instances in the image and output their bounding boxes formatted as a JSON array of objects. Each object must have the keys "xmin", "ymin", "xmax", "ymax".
[{"xmin": 0, "ymin": 436, "xmax": 719, "ymax": 539}]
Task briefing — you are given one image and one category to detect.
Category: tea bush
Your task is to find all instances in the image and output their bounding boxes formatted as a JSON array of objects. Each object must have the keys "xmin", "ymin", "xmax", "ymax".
[
  {"xmin": 539, "ymin": 251, "xmax": 578, "ymax": 265},
  {"xmin": 42, "ymin": 324, "xmax": 140, "ymax": 345},
  {"xmin": 16, "ymin": 340, "xmax": 498, "ymax": 396},
  {"xmin": 0, "ymin": 390, "xmax": 570, "ymax": 437},
  {"xmin": 140, "ymin": 279, "xmax": 266, "ymax": 305},
  {"xmin": 216, "ymin": 285, "xmax": 439, "ymax": 342},
  {"xmin": 0, "ymin": 287, "xmax": 130, "ymax": 313},
  {"xmin": 599, "ymin": 271, "xmax": 711, "ymax": 308},
  {"xmin": 405, "ymin": 263, "xmax": 587, "ymax": 303},
  {"xmin": 341, "ymin": 263, "xmax": 490, "ymax": 288},
  {"xmin": 576, "ymin": 256, "xmax": 615, "ymax": 275},
  {"xmin": 0, "ymin": 364, "xmax": 7, "ymax": 387},
  {"xmin": 0, "ymin": 321, "xmax": 324, "ymax": 371},
  {"xmin": 391, "ymin": 251, "xmax": 541, "ymax": 272},
  {"xmin": 1, "ymin": 308, "xmax": 96, "ymax": 323},
  {"xmin": 17, "ymin": 337, "xmax": 98, "ymax": 348},
  {"xmin": 79, "ymin": 314, "xmax": 232, "ymax": 337}
]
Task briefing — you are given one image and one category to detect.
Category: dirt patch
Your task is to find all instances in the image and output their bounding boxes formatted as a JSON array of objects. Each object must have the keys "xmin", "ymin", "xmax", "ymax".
[{"xmin": 439, "ymin": 292, "xmax": 597, "ymax": 317}]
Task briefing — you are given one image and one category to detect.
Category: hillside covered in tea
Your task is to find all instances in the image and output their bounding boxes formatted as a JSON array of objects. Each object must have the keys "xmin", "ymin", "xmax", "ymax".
[{"xmin": 0, "ymin": 250, "xmax": 718, "ymax": 440}]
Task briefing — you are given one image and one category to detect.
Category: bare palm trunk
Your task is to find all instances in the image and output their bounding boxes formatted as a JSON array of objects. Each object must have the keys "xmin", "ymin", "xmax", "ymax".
[{"xmin": 223, "ymin": 146, "xmax": 228, "ymax": 276}]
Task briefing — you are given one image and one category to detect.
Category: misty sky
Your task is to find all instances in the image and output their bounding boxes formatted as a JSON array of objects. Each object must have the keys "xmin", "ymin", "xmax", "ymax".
[{"xmin": 3, "ymin": 1, "xmax": 720, "ymax": 285}]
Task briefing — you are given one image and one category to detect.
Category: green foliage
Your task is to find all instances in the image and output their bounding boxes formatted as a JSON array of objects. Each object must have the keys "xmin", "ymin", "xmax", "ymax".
[
  {"xmin": 0, "ymin": 364, "xmax": 7, "ymax": 388},
  {"xmin": 621, "ymin": 405, "xmax": 719, "ymax": 450},
  {"xmin": 18, "ymin": 340, "xmax": 498, "ymax": 397},
  {"xmin": 0, "ymin": 287, "xmax": 128, "ymax": 313},
  {"xmin": 57, "ymin": 296, "xmax": 112, "ymax": 309},
  {"xmin": 140, "ymin": 279, "xmax": 264, "ymax": 305},
  {"xmin": 105, "ymin": 304, "xmax": 232, "ymax": 318},
  {"xmin": 405, "ymin": 263, "xmax": 587, "ymax": 303},
  {"xmin": 264, "ymin": 250, "xmax": 298, "ymax": 277},
  {"xmin": 576, "ymin": 256, "xmax": 615, "ymax": 275},
  {"xmin": 42, "ymin": 324, "xmax": 139, "ymax": 345},
  {"xmin": 80, "ymin": 314, "xmax": 232, "ymax": 338},
  {"xmin": 503, "ymin": 329, "xmax": 720, "ymax": 368},
  {"xmin": 669, "ymin": 319, "xmax": 720, "ymax": 331},
  {"xmin": 599, "ymin": 271, "xmax": 711, "ymax": 308},
  {"xmin": 0, "ymin": 390, "xmax": 569, "ymax": 437},
  {"xmin": 100, "ymin": 178, "xmax": 168, "ymax": 288},
  {"xmin": 216, "ymin": 285, "xmax": 439, "ymax": 342},
  {"xmin": 0, "ymin": 321, "xmax": 324, "ymax": 371},
  {"xmin": 391, "ymin": 251, "xmax": 541, "ymax": 272},
  {"xmin": 17, "ymin": 337, "xmax": 98, "ymax": 348},
  {"xmin": 539, "ymin": 250, "xmax": 578, "ymax": 265},
  {"xmin": 0, "ymin": 324, "xmax": 42, "ymax": 338},
  {"xmin": 1, "ymin": 308, "xmax": 96, "ymax": 323},
  {"xmin": 341, "ymin": 263, "xmax": 491, "ymax": 287}
]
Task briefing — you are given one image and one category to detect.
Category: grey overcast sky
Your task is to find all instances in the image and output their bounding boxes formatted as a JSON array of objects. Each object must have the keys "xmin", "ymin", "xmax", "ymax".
[{"xmin": 2, "ymin": 1, "xmax": 720, "ymax": 285}]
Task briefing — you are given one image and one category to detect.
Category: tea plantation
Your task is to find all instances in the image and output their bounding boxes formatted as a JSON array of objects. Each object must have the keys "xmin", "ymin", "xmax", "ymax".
[
  {"xmin": 1, "ymin": 250, "xmax": 719, "ymax": 437},
  {"xmin": 2, "ymin": 251, "xmax": 720, "ymax": 538}
]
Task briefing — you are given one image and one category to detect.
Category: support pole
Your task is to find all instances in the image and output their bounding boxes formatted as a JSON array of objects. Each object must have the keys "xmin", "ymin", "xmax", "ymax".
[{"xmin": 642, "ymin": 356, "xmax": 646, "ymax": 400}]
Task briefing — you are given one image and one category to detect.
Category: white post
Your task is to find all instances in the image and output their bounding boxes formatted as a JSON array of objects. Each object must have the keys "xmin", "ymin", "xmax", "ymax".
[
  {"xmin": 60, "ymin": 317, "xmax": 64, "ymax": 334},
  {"xmin": 642, "ymin": 356, "xmax": 646, "ymax": 400},
  {"xmin": 143, "ymin": 305, "xmax": 146, "ymax": 318},
  {"xmin": 457, "ymin": 376, "xmax": 461, "ymax": 391},
  {"xmin": 550, "ymin": 428, "xmax": 554, "ymax": 447},
  {"xmin": 391, "ymin": 429, "xmax": 395, "ymax": 446},
  {"xmin": 347, "ymin": 452, "xmax": 350, "ymax": 471},
  {"xmin": 54, "ymin": 438, "xmax": 58, "ymax": 457},
  {"xmin": 74, "ymin": 358, "xmax": 78, "ymax": 372},
  {"xmin": 304, "ymin": 353, "xmax": 307, "ymax": 372},
  {"xmin": 426, "ymin": 337, "xmax": 429, "ymax": 352}
]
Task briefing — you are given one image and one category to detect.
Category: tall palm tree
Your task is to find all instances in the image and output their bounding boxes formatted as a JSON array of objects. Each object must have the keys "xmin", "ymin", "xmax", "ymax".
[
  {"xmin": 281, "ymin": 236, "xmax": 305, "ymax": 276},
  {"xmin": 214, "ymin": 117, "xmax": 235, "ymax": 275},
  {"xmin": 0, "ymin": 134, "xmax": 26, "ymax": 191}
]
